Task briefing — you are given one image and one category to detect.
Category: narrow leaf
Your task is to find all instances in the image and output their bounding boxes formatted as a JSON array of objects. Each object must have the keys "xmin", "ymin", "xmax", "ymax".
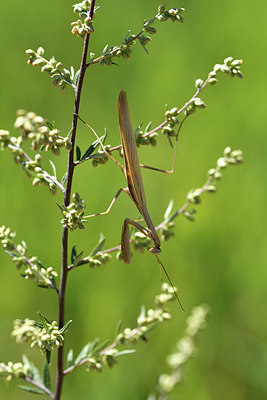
[
  {"xmin": 76, "ymin": 145, "xmax": 81, "ymax": 161},
  {"xmin": 18, "ymin": 385, "xmax": 45, "ymax": 395},
  {"xmin": 115, "ymin": 320, "xmax": 123, "ymax": 337},
  {"xmin": 21, "ymin": 240, "xmax": 27, "ymax": 251},
  {"xmin": 67, "ymin": 349, "xmax": 74, "ymax": 368},
  {"xmin": 114, "ymin": 349, "xmax": 136, "ymax": 357},
  {"xmin": 91, "ymin": 339, "xmax": 110, "ymax": 358},
  {"xmin": 70, "ymin": 66, "xmax": 75, "ymax": 80},
  {"xmin": 138, "ymin": 38, "xmax": 149, "ymax": 54},
  {"xmin": 37, "ymin": 284, "xmax": 50, "ymax": 289},
  {"xmin": 74, "ymin": 343, "xmax": 90, "ymax": 366},
  {"xmin": 74, "ymin": 70, "xmax": 80, "ymax": 86},
  {"xmin": 72, "ymin": 251, "xmax": 84, "ymax": 269},
  {"xmin": 166, "ymin": 133, "xmax": 173, "ymax": 148},
  {"xmin": 38, "ymin": 312, "xmax": 51, "ymax": 328},
  {"xmin": 71, "ymin": 245, "xmax": 77, "ymax": 264},
  {"xmin": 80, "ymin": 133, "xmax": 107, "ymax": 161},
  {"xmin": 55, "ymin": 202, "xmax": 65, "ymax": 213},
  {"xmin": 22, "ymin": 355, "xmax": 42, "ymax": 385},
  {"xmin": 88, "ymin": 338, "xmax": 100, "ymax": 354},
  {"xmin": 58, "ymin": 319, "xmax": 72, "ymax": 335},
  {"xmin": 164, "ymin": 200, "xmax": 174, "ymax": 220},
  {"xmin": 61, "ymin": 172, "xmax": 67, "ymax": 188},
  {"xmin": 133, "ymin": 123, "xmax": 143, "ymax": 136},
  {"xmin": 144, "ymin": 121, "xmax": 152, "ymax": 134},
  {"xmin": 42, "ymin": 362, "xmax": 51, "ymax": 390},
  {"xmin": 45, "ymin": 350, "xmax": 51, "ymax": 365},
  {"xmin": 89, "ymin": 233, "xmax": 105, "ymax": 257},
  {"xmin": 46, "ymin": 121, "xmax": 54, "ymax": 130},
  {"xmin": 49, "ymin": 160, "xmax": 57, "ymax": 178}
]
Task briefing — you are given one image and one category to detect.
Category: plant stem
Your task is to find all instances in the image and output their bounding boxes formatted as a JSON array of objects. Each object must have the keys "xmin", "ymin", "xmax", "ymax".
[
  {"xmin": 24, "ymin": 377, "xmax": 54, "ymax": 397},
  {"xmin": 53, "ymin": 2, "xmax": 96, "ymax": 399}
]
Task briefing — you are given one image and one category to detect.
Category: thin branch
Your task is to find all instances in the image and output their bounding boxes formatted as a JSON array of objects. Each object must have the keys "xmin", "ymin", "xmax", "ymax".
[
  {"xmin": 24, "ymin": 376, "xmax": 54, "ymax": 397},
  {"xmin": 86, "ymin": 16, "xmax": 158, "ymax": 68},
  {"xmin": 13, "ymin": 244, "xmax": 59, "ymax": 293}
]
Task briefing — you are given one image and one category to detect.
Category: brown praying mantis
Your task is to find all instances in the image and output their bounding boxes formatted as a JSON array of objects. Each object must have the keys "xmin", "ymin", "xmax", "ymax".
[{"xmin": 77, "ymin": 90, "xmax": 183, "ymax": 309}]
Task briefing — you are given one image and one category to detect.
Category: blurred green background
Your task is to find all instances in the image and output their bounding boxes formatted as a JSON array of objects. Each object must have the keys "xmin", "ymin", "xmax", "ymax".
[{"xmin": 0, "ymin": 0, "xmax": 266, "ymax": 399}]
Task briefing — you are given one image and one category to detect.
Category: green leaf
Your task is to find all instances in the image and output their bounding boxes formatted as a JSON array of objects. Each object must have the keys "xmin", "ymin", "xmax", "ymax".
[
  {"xmin": 49, "ymin": 160, "xmax": 57, "ymax": 178},
  {"xmin": 144, "ymin": 121, "xmax": 152, "ymax": 134},
  {"xmin": 91, "ymin": 339, "xmax": 110, "ymax": 358},
  {"xmin": 114, "ymin": 349, "xmax": 135, "ymax": 357},
  {"xmin": 115, "ymin": 319, "xmax": 123, "ymax": 337},
  {"xmin": 74, "ymin": 343, "xmax": 90, "ymax": 366},
  {"xmin": 71, "ymin": 245, "xmax": 77, "ymax": 264},
  {"xmin": 18, "ymin": 385, "xmax": 46, "ymax": 395},
  {"xmin": 76, "ymin": 145, "xmax": 81, "ymax": 161},
  {"xmin": 72, "ymin": 251, "xmax": 84, "ymax": 269},
  {"xmin": 58, "ymin": 319, "xmax": 72, "ymax": 335},
  {"xmin": 88, "ymin": 338, "xmax": 99, "ymax": 355},
  {"xmin": 37, "ymin": 284, "xmax": 50, "ymax": 289},
  {"xmin": 52, "ymin": 74, "xmax": 72, "ymax": 85},
  {"xmin": 80, "ymin": 133, "xmax": 107, "ymax": 161},
  {"xmin": 46, "ymin": 120, "xmax": 54, "ymax": 130},
  {"xmin": 89, "ymin": 233, "xmax": 105, "ymax": 257},
  {"xmin": 74, "ymin": 70, "xmax": 80, "ymax": 86},
  {"xmin": 55, "ymin": 202, "xmax": 67, "ymax": 214},
  {"xmin": 67, "ymin": 349, "xmax": 74, "ymax": 368},
  {"xmin": 138, "ymin": 37, "xmax": 149, "ymax": 54},
  {"xmin": 42, "ymin": 362, "xmax": 50, "ymax": 390},
  {"xmin": 38, "ymin": 312, "xmax": 51, "ymax": 329},
  {"xmin": 164, "ymin": 200, "xmax": 174, "ymax": 220},
  {"xmin": 166, "ymin": 132, "xmax": 173, "ymax": 148},
  {"xmin": 70, "ymin": 66, "xmax": 75, "ymax": 80},
  {"xmin": 61, "ymin": 172, "xmax": 67, "ymax": 188},
  {"xmin": 45, "ymin": 350, "xmax": 51, "ymax": 365},
  {"xmin": 22, "ymin": 355, "xmax": 42, "ymax": 384}
]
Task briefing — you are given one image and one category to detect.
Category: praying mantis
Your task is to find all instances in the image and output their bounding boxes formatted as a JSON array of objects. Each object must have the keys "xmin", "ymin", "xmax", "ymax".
[{"xmin": 78, "ymin": 90, "xmax": 183, "ymax": 309}]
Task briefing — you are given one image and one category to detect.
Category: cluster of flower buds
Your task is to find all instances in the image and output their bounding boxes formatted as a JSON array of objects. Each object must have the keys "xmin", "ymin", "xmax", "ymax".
[
  {"xmin": 91, "ymin": 146, "xmax": 111, "ymax": 167},
  {"xmin": 132, "ymin": 231, "xmax": 153, "ymax": 253},
  {"xmin": 87, "ymin": 252, "xmax": 111, "ymax": 268},
  {"xmin": 0, "ymin": 225, "xmax": 16, "ymax": 250},
  {"xmin": 157, "ymin": 304, "xmax": 209, "ymax": 395},
  {"xmin": 184, "ymin": 147, "xmax": 243, "ymax": 221},
  {"xmin": 0, "ymin": 131, "xmax": 60, "ymax": 194},
  {"xmin": 184, "ymin": 97, "xmax": 206, "ymax": 117},
  {"xmin": 0, "ymin": 361, "xmax": 29, "ymax": 381},
  {"xmin": 71, "ymin": 17, "xmax": 94, "ymax": 38},
  {"xmin": 59, "ymin": 193, "xmax": 87, "ymax": 231},
  {"xmin": 204, "ymin": 57, "xmax": 243, "ymax": 86},
  {"xmin": 156, "ymin": 5, "xmax": 185, "ymax": 23},
  {"xmin": 162, "ymin": 107, "xmax": 180, "ymax": 138},
  {"xmin": 135, "ymin": 128, "xmax": 158, "ymax": 147},
  {"xmin": 0, "ymin": 129, "xmax": 11, "ymax": 150},
  {"xmin": 26, "ymin": 47, "xmax": 77, "ymax": 92},
  {"xmin": 14, "ymin": 110, "xmax": 71, "ymax": 154},
  {"xmin": 71, "ymin": 1, "xmax": 98, "ymax": 39},
  {"xmin": 12, "ymin": 318, "xmax": 65, "ymax": 353},
  {"xmin": 115, "ymin": 284, "xmax": 174, "ymax": 347},
  {"xmin": 0, "ymin": 225, "xmax": 58, "ymax": 289},
  {"xmin": 159, "ymin": 220, "xmax": 175, "ymax": 242}
]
